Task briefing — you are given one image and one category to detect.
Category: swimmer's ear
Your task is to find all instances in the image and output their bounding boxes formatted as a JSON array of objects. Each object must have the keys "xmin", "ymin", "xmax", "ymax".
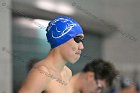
[{"xmin": 87, "ymin": 72, "xmax": 95, "ymax": 81}]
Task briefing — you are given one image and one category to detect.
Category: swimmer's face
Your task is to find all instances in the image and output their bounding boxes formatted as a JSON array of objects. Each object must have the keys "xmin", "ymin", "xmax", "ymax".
[
  {"xmin": 95, "ymin": 80, "xmax": 106, "ymax": 93},
  {"xmin": 86, "ymin": 72, "xmax": 106, "ymax": 93},
  {"xmin": 59, "ymin": 34, "xmax": 84, "ymax": 63}
]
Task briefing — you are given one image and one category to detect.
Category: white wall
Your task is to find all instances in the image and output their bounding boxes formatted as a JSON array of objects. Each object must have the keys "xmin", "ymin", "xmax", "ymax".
[
  {"xmin": 102, "ymin": 0, "xmax": 140, "ymax": 82},
  {"xmin": 0, "ymin": 0, "xmax": 12, "ymax": 92}
]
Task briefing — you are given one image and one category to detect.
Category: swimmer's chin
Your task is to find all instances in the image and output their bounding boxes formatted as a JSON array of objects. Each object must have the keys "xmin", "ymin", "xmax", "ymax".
[{"xmin": 69, "ymin": 57, "xmax": 80, "ymax": 64}]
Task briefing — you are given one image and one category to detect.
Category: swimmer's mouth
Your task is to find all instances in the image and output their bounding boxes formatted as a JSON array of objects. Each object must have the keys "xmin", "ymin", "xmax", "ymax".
[{"xmin": 75, "ymin": 52, "xmax": 81, "ymax": 55}]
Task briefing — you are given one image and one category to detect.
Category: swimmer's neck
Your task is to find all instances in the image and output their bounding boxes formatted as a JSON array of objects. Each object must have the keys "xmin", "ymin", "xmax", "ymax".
[{"xmin": 44, "ymin": 49, "xmax": 67, "ymax": 72}]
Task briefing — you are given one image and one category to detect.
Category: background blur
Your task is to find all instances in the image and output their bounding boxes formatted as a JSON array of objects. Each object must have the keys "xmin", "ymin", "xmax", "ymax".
[{"xmin": 0, "ymin": 0, "xmax": 140, "ymax": 93}]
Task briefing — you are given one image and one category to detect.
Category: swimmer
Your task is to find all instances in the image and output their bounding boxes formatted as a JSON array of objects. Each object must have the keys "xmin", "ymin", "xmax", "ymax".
[
  {"xmin": 70, "ymin": 59, "xmax": 118, "ymax": 93},
  {"xmin": 18, "ymin": 16, "xmax": 84, "ymax": 93}
]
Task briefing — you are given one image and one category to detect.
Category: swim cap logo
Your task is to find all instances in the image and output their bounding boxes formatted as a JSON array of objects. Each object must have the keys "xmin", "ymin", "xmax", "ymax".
[{"xmin": 48, "ymin": 18, "xmax": 77, "ymax": 38}]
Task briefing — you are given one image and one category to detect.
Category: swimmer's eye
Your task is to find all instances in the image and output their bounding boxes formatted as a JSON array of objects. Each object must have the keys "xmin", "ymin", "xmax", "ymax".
[{"xmin": 73, "ymin": 36, "xmax": 84, "ymax": 43}]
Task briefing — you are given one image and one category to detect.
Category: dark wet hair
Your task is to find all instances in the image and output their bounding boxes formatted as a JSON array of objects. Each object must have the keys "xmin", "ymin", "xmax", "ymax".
[{"xmin": 82, "ymin": 59, "xmax": 118, "ymax": 87}]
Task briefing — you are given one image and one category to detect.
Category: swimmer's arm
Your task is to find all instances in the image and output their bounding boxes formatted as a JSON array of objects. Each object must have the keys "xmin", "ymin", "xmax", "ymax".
[{"xmin": 18, "ymin": 66, "xmax": 50, "ymax": 93}]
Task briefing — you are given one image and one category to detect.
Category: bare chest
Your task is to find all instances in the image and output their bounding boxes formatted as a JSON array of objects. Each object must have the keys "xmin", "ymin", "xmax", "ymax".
[{"xmin": 44, "ymin": 79, "xmax": 73, "ymax": 93}]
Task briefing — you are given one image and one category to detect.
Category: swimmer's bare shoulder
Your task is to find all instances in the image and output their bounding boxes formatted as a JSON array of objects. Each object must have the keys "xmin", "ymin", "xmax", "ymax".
[{"xmin": 18, "ymin": 60, "xmax": 51, "ymax": 93}]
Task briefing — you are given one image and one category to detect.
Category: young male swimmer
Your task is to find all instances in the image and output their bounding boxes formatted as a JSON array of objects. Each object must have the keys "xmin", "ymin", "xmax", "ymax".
[{"xmin": 18, "ymin": 16, "xmax": 84, "ymax": 93}]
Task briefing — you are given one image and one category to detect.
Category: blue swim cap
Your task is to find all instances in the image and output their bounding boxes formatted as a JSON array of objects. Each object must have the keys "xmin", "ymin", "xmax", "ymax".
[{"xmin": 46, "ymin": 16, "xmax": 83, "ymax": 48}]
